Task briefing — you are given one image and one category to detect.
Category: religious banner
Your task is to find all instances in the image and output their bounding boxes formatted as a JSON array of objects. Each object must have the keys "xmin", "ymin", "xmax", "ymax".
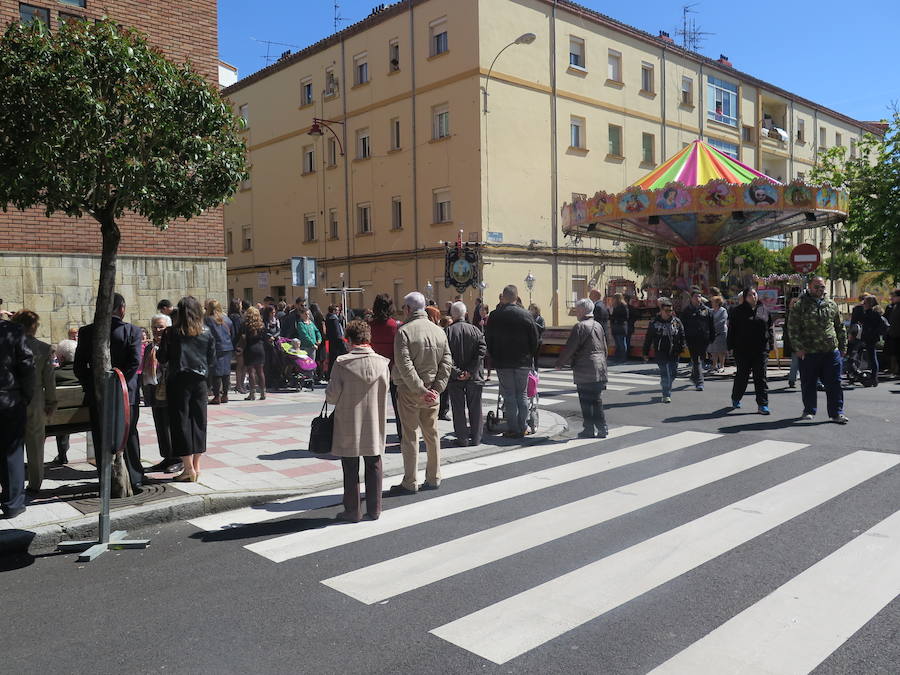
[{"xmin": 444, "ymin": 233, "xmax": 480, "ymax": 293}]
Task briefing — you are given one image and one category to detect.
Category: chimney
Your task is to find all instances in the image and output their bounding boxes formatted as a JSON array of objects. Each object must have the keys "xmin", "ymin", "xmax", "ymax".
[
  {"xmin": 658, "ymin": 30, "xmax": 675, "ymax": 44},
  {"xmin": 717, "ymin": 54, "xmax": 733, "ymax": 67}
]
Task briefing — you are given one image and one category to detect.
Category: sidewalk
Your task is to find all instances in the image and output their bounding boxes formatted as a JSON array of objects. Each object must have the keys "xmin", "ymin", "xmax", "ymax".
[{"xmin": 0, "ymin": 384, "xmax": 567, "ymax": 555}]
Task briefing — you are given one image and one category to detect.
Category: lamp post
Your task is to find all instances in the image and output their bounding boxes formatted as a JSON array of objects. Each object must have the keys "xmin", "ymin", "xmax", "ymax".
[
  {"xmin": 424, "ymin": 280, "xmax": 434, "ymax": 300},
  {"xmin": 308, "ymin": 117, "xmax": 345, "ymax": 156},
  {"xmin": 524, "ymin": 271, "xmax": 536, "ymax": 303},
  {"xmin": 482, "ymin": 33, "xmax": 537, "ymax": 114}
]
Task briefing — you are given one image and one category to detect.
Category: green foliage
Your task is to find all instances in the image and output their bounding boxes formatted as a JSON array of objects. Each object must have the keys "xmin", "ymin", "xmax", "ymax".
[
  {"xmin": 823, "ymin": 248, "xmax": 866, "ymax": 284},
  {"xmin": 720, "ymin": 241, "xmax": 809, "ymax": 277},
  {"xmin": 624, "ymin": 243, "xmax": 658, "ymax": 277},
  {"xmin": 810, "ymin": 111, "xmax": 900, "ymax": 281},
  {"xmin": 0, "ymin": 19, "xmax": 247, "ymax": 227}
]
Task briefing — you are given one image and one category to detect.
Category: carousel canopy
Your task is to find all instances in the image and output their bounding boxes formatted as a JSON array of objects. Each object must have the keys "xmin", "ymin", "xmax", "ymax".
[{"xmin": 561, "ymin": 139, "xmax": 847, "ymax": 249}]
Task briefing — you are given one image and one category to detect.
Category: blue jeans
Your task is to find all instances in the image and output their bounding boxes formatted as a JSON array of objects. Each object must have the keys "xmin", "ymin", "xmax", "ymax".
[
  {"xmin": 497, "ymin": 367, "xmax": 531, "ymax": 434},
  {"xmin": 799, "ymin": 350, "xmax": 844, "ymax": 417},
  {"xmin": 862, "ymin": 342, "xmax": 879, "ymax": 373},
  {"xmin": 613, "ymin": 333, "xmax": 628, "ymax": 362},
  {"xmin": 656, "ymin": 358, "xmax": 678, "ymax": 397}
]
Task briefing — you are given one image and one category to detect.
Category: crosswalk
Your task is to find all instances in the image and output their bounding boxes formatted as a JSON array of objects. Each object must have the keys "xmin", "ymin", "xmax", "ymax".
[
  {"xmin": 188, "ymin": 426, "xmax": 900, "ymax": 671},
  {"xmin": 484, "ymin": 368, "xmax": 661, "ymax": 404}
]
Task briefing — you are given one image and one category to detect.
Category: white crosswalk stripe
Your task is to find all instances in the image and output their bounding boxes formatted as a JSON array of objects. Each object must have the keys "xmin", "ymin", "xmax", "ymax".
[
  {"xmin": 197, "ymin": 426, "xmax": 899, "ymax": 671},
  {"xmin": 244, "ymin": 430, "xmax": 719, "ymax": 562},
  {"xmin": 429, "ymin": 451, "xmax": 899, "ymax": 664}
]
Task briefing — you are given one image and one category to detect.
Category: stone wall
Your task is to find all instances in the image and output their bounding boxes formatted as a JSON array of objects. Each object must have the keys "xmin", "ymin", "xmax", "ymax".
[{"xmin": 0, "ymin": 252, "xmax": 226, "ymax": 344}]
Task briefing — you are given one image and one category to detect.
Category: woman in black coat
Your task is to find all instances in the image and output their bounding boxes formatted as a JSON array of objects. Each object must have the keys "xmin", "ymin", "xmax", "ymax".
[
  {"xmin": 158, "ymin": 296, "xmax": 216, "ymax": 482},
  {"xmin": 727, "ymin": 287, "xmax": 774, "ymax": 414}
]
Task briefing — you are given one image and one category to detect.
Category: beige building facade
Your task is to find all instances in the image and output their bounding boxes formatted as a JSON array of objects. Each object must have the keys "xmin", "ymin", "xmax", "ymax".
[{"xmin": 224, "ymin": 0, "xmax": 877, "ymax": 325}]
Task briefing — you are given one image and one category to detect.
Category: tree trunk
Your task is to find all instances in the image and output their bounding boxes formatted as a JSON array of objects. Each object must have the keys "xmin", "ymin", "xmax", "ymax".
[{"xmin": 91, "ymin": 214, "xmax": 120, "ymax": 458}]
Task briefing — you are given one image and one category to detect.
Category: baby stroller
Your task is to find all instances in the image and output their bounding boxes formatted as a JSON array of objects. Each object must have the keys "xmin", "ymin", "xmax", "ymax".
[
  {"xmin": 485, "ymin": 369, "xmax": 540, "ymax": 435},
  {"xmin": 844, "ymin": 331, "xmax": 876, "ymax": 387},
  {"xmin": 277, "ymin": 338, "xmax": 316, "ymax": 391}
]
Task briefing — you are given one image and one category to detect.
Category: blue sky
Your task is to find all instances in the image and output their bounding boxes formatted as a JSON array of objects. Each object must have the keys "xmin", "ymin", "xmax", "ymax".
[{"xmin": 217, "ymin": 0, "xmax": 898, "ymax": 122}]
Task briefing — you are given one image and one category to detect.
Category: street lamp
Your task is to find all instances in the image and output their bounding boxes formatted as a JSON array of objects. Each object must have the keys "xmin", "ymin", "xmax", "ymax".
[
  {"xmin": 524, "ymin": 270, "xmax": 536, "ymax": 302},
  {"xmin": 482, "ymin": 33, "xmax": 537, "ymax": 113},
  {"xmin": 424, "ymin": 280, "xmax": 434, "ymax": 299},
  {"xmin": 308, "ymin": 117, "xmax": 345, "ymax": 156}
]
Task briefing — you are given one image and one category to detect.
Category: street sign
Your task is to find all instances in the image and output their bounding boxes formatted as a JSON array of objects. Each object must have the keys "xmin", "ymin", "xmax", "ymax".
[
  {"xmin": 790, "ymin": 243, "xmax": 821, "ymax": 273},
  {"xmin": 291, "ymin": 257, "xmax": 318, "ymax": 287}
]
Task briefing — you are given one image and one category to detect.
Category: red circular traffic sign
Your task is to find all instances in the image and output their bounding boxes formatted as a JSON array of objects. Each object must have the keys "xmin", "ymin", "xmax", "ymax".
[{"xmin": 790, "ymin": 243, "xmax": 821, "ymax": 273}]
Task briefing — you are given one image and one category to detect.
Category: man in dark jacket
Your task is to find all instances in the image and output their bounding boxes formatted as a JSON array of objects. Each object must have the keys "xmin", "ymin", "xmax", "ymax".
[
  {"xmin": 446, "ymin": 302, "xmax": 487, "ymax": 447},
  {"xmin": 0, "ymin": 320, "xmax": 34, "ymax": 519},
  {"xmin": 325, "ymin": 304, "xmax": 349, "ymax": 375},
  {"xmin": 588, "ymin": 289, "xmax": 612, "ymax": 343},
  {"xmin": 485, "ymin": 285, "xmax": 539, "ymax": 438},
  {"xmin": 727, "ymin": 287, "xmax": 775, "ymax": 413},
  {"xmin": 74, "ymin": 293, "xmax": 144, "ymax": 491},
  {"xmin": 679, "ymin": 288, "xmax": 715, "ymax": 391},
  {"xmin": 279, "ymin": 297, "xmax": 306, "ymax": 340}
]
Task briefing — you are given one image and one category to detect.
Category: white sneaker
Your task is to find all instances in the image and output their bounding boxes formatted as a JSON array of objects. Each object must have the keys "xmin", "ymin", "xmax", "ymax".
[
  {"xmin": 801, "ymin": 413, "xmax": 814, "ymax": 421},
  {"xmin": 662, "ymin": 396, "xmax": 672, "ymax": 403}
]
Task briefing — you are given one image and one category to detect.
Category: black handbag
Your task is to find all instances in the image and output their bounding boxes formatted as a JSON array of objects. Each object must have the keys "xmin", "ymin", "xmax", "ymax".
[{"xmin": 309, "ymin": 402, "xmax": 334, "ymax": 454}]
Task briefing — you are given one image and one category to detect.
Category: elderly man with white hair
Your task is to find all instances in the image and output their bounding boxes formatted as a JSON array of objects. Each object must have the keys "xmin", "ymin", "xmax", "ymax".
[
  {"xmin": 445, "ymin": 301, "xmax": 487, "ymax": 447},
  {"xmin": 50, "ymin": 339, "xmax": 79, "ymax": 465},
  {"xmin": 389, "ymin": 291, "xmax": 453, "ymax": 495}
]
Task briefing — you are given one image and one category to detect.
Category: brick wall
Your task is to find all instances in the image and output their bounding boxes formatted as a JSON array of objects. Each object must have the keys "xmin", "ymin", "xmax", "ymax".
[{"xmin": 0, "ymin": 0, "xmax": 224, "ymax": 257}]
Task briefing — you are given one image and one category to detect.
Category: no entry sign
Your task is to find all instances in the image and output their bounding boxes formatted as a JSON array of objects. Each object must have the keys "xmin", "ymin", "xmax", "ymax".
[{"xmin": 790, "ymin": 243, "xmax": 821, "ymax": 273}]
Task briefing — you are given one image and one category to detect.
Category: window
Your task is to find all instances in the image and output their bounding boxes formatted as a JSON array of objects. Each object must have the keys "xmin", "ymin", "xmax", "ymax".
[
  {"xmin": 640, "ymin": 62, "xmax": 654, "ymax": 93},
  {"xmin": 796, "ymin": 171, "xmax": 806, "ymax": 181},
  {"xmin": 433, "ymin": 104, "xmax": 450, "ymax": 140},
  {"xmin": 58, "ymin": 0, "xmax": 86, "ymax": 6},
  {"xmin": 641, "ymin": 133, "xmax": 655, "ymax": 164},
  {"xmin": 357, "ymin": 128, "xmax": 370, "ymax": 159},
  {"xmin": 570, "ymin": 116, "xmax": 585, "ymax": 149},
  {"xmin": 742, "ymin": 125, "xmax": 754, "ymax": 143},
  {"xmin": 434, "ymin": 188, "xmax": 452, "ymax": 223},
  {"xmin": 20, "ymin": 3, "xmax": 49, "ymax": 24},
  {"xmin": 569, "ymin": 36, "xmax": 585, "ymax": 68},
  {"xmin": 835, "ymin": 132, "xmax": 843, "ymax": 147},
  {"xmin": 324, "ymin": 67, "xmax": 338, "ymax": 97},
  {"xmin": 571, "ymin": 276, "xmax": 588, "ymax": 306},
  {"xmin": 681, "ymin": 76, "xmax": 693, "ymax": 105},
  {"xmin": 329, "ymin": 209, "xmax": 339, "ymax": 239},
  {"xmin": 327, "ymin": 137, "xmax": 338, "ymax": 166},
  {"xmin": 389, "ymin": 39, "xmax": 400, "ymax": 72},
  {"xmin": 354, "ymin": 53, "xmax": 369, "ymax": 85},
  {"xmin": 357, "ymin": 203, "xmax": 372, "ymax": 233},
  {"xmin": 707, "ymin": 137, "xmax": 738, "ymax": 159},
  {"xmin": 608, "ymin": 124, "xmax": 623, "ymax": 157},
  {"xmin": 242, "ymin": 226, "xmax": 252, "ymax": 251},
  {"xmin": 762, "ymin": 234, "xmax": 787, "ymax": 251},
  {"xmin": 391, "ymin": 197, "xmax": 403, "ymax": 230},
  {"xmin": 390, "ymin": 117, "xmax": 401, "ymax": 150},
  {"xmin": 302, "ymin": 145, "xmax": 315, "ymax": 174},
  {"xmin": 243, "ymin": 288, "xmax": 254, "ymax": 304},
  {"xmin": 796, "ymin": 118, "xmax": 805, "ymax": 143},
  {"xmin": 225, "ymin": 230, "xmax": 233, "ymax": 255},
  {"xmin": 304, "ymin": 214, "xmax": 316, "ymax": 242},
  {"xmin": 607, "ymin": 50, "xmax": 622, "ymax": 82},
  {"xmin": 300, "ymin": 78, "xmax": 313, "ymax": 105},
  {"xmin": 59, "ymin": 12, "xmax": 86, "ymax": 25},
  {"xmin": 819, "ymin": 126, "xmax": 827, "ymax": 147},
  {"xmin": 430, "ymin": 17, "xmax": 448, "ymax": 56},
  {"xmin": 239, "ymin": 103, "xmax": 249, "ymax": 127},
  {"xmin": 850, "ymin": 139, "xmax": 857, "ymax": 158},
  {"xmin": 708, "ymin": 76, "xmax": 738, "ymax": 127}
]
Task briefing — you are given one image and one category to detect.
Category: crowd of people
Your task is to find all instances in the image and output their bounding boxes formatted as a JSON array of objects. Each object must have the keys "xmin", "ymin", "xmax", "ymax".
[{"xmin": 0, "ymin": 277, "xmax": 897, "ymax": 521}]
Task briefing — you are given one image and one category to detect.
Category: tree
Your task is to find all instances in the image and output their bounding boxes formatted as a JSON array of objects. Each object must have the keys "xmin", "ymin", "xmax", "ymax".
[
  {"xmin": 624, "ymin": 243, "xmax": 658, "ymax": 277},
  {"xmin": 0, "ymin": 20, "xmax": 246, "ymax": 440},
  {"xmin": 810, "ymin": 110, "xmax": 900, "ymax": 281},
  {"xmin": 823, "ymin": 247, "xmax": 866, "ymax": 298}
]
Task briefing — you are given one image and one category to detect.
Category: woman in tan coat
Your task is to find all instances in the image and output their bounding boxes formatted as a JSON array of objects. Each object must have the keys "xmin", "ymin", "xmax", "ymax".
[{"xmin": 325, "ymin": 319, "xmax": 390, "ymax": 522}]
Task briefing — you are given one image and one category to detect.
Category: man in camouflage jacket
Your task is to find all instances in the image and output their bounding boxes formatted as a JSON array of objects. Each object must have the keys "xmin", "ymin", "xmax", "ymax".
[{"xmin": 787, "ymin": 276, "xmax": 848, "ymax": 423}]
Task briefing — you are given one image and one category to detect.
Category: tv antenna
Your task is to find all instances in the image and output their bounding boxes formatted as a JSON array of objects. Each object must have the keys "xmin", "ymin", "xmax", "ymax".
[
  {"xmin": 675, "ymin": 3, "xmax": 713, "ymax": 52},
  {"xmin": 334, "ymin": 1, "xmax": 347, "ymax": 32},
  {"xmin": 251, "ymin": 37, "xmax": 301, "ymax": 66}
]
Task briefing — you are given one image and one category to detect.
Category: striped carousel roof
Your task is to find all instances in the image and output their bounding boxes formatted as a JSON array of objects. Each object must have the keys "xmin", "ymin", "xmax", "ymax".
[{"xmin": 632, "ymin": 139, "xmax": 778, "ymax": 189}]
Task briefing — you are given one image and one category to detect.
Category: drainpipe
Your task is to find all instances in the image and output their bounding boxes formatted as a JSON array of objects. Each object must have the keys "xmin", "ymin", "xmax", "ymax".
[
  {"xmin": 340, "ymin": 37, "xmax": 351, "ymax": 282},
  {"xmin": 409, "ymin": 0, "xmax": 420, "ymax": 287},
  {"xmin": 698, "ymin": 63, "xmax": 704, "ymax": 139},
  {"xmin": 660, "ymin": 45, "xmax": 667, "ymax": 160},
  {"xmin": 550, "ymin": 0, "xmax": 559, "ymax": 326}
]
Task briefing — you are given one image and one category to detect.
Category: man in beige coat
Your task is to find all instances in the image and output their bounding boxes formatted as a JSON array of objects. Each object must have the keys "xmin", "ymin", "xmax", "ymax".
[
  {"xmin": 389, "ymin": 291, "xmax": 452, "ymax": 495},
  {"xmin": 11, "ymin": 311, "xmax": 57, "ymax": 493}
]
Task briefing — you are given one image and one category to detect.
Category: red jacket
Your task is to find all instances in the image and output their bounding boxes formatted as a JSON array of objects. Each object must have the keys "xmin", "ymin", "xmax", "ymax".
[{"xmin": 369, "ymin": 318, "xmax": 398, "ymax": 367}]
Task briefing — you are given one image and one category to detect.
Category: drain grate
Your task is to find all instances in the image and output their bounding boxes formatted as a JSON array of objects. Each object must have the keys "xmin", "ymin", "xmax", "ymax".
[{"xmin": 61, "ymin": 482, "xmax": 177, "ymax": 515}]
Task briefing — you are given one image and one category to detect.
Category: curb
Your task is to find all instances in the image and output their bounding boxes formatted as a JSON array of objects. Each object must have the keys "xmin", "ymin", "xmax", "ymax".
[{"xmin": 1, "ymin": 409, "xmax": 568, "ymax": 557}]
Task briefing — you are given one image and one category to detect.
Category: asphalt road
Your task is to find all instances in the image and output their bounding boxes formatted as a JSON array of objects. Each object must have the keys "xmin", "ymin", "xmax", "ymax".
[{"xmin": 1, "ymin": 365, "xmax": 898, "ymax": 674}]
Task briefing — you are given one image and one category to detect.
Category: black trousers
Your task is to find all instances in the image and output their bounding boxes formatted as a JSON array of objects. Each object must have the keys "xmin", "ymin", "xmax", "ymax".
[
  {"xmin": 576, "ymin": 382, "xmax": 607, "ymax": 434},
  {"xmin": 448, "ymin": 380, "xmax": 483, "ymax": 445},
  {"xmin": 0, "ymin": 403, "xmax": 27, "ymax": 514},
  {"xmin": 388, "ymin": 381, "xmax": 402, "ymax": 442},
  {"xmin": 732, "ymin": 352, "xmax": 768, "ymax": 406},
  {"xmin": 340, "ymin": 455, "xmax": 382, "ymax": 520},
  {"xmin": 167, "ymin": 373, "xmax": 208, "ymax": 456},
  {"xmin": 143, "ymin": 384, "xmax": 174, "ymax": 460},
  {"xmin": 687, "ymin": 338, "xmax": 708, "ymax": 385}
]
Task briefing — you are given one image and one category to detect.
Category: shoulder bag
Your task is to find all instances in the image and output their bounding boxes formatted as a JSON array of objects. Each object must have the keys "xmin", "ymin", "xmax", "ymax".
[{"xmin": 309, "ymin": 401, "xmax": 334, "ymax": 454}]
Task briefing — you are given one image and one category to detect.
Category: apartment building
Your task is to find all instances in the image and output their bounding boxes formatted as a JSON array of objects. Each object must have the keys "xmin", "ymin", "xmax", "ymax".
[
  {"xmin": 0, "ymin": 1, "xmax": 225, "ymax": 342},
  {"xmin": 224, "ymin": 0, "xmax": 877, "ymax": 325}
]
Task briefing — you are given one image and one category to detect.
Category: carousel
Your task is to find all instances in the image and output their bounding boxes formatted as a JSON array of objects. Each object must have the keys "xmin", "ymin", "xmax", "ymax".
[{"xmin": 561, "ymin": 139, "xmax": 848, "ymax": 296}]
